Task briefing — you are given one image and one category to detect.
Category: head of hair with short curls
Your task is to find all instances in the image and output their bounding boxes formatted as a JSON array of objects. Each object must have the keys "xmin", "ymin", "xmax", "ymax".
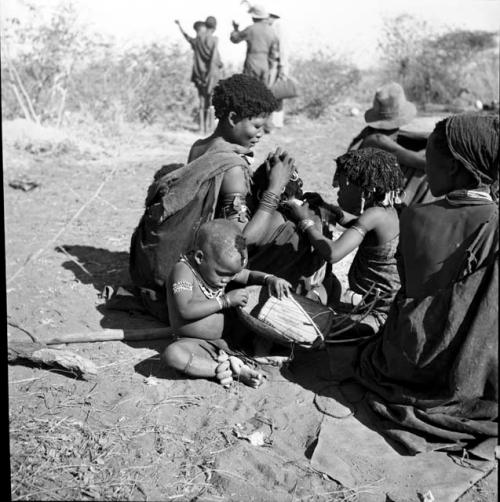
[
  {"xmin": 212, "ymin": 74, "xmax": 278, "ymax": 120},
  {"xmin": 335, "ymin": 148, "xmax": 406, "ymax": 198},
  {"xmin": 195, "ymin": 219, "xmax": 247, "ymax": 266}
]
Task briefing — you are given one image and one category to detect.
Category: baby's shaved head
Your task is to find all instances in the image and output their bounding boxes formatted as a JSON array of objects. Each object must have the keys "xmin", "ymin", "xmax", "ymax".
[{"xmin": 195, "ymin": 219, "xmax": 247, "ymax": 265}]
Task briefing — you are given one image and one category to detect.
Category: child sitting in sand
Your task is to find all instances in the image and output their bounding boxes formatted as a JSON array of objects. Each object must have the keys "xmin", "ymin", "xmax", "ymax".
[
  {"xmin": 285, "ymin": 148, "xmax": 406, "ymax": 338},
  {"xmin": 162, "ymin": 219, "xmax": 292, "ymax": 387}
]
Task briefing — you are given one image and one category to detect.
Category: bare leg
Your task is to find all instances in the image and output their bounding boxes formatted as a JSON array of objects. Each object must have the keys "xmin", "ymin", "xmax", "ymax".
[
  {"xmin": 340, "ymin": 289, "xmax": 363, "ymax": 306},
  {"xmin": 305, "ymin": 284, "xmax": 327, "ymax": 305},
  {"xmin": 198, "ymin": 92, "xmax": 204, "ymax": 132},
  {"xmin": 199, "ymin": 93, "xmax": 207, "ymax": 133},
  {"xmin": 205, "ymin": 93, "xmax": 214, "ymax": 132},
  {"xmin": 162, "ymin": 338, "xmax": 232, "ymax": 385}
]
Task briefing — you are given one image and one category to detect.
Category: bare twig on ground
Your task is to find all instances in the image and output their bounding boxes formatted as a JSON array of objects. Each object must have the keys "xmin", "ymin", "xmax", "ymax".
[
  {"xmin": 7, "ymin": 163, "xmax": 120, "ymax": 285},
  {"xmin": 56, "ymin": 245, "xmax": 93, "ymax": 277},
  {"xmin": 7, "ymin": 318, "xmax": 40, "ymax": 342}
]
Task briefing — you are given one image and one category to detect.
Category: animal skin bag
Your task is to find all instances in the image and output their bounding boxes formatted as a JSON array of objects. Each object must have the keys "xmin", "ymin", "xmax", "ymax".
[{"xmin": 270, "ymin": 76, "xmax": 298, "ymax": 100}]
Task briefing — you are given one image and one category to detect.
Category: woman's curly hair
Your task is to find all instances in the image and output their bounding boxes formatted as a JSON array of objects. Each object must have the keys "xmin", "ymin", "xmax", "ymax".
[
  {"xmin": 335, "ymin": 148, "xmax": 406, "ymax": 194},
  {"xmin": 212, "ymin": 74, "xmax": 278, "ymax": 120}
]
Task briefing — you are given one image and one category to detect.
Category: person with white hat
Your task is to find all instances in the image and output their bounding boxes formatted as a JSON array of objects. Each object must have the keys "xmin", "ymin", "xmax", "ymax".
[{"xmin": 230, "ymin": 4, "xmax": 279, "ymax": 88}]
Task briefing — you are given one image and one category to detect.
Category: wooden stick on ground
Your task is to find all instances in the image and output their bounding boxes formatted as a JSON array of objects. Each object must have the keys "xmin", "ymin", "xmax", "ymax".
[{"xmin": 42, "ymin": 326, "xmax": 175, "ymax": 345}]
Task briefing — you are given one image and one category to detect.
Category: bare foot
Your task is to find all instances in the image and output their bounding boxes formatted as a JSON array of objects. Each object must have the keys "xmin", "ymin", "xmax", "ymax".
[
  {"xmin": 216, "ymin": 350, "xmax": 233, "ymax": 387},
  {"xmin": 229, "ymin": 356, "xmax": 265, "ymax": 388}
]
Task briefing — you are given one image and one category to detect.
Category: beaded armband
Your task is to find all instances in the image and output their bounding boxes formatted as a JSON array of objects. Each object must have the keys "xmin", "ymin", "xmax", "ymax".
[
  {"xmin": 350, "ymin": 223, "xmax": 367, "ymax": 238},
  {"xmin": 172, "ymin": 280, "xmax": 193, "ymax": 294},
  {"xmin": 220, "ymin": 192, "xmax": 250, "ymax": 223}
]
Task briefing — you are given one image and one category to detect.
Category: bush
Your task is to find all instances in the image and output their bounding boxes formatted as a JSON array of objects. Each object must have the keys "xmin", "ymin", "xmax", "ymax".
[
  {"xmin": 1, "ymin": 1, "xmax": 199, "ymax": 127},
  {"xmin": 288, "ymin": 51, "xmax": 361, "ymax": 119},
  {"xmin": 378, "ymin": 15, "xmax": 499, "ymax": 105}
]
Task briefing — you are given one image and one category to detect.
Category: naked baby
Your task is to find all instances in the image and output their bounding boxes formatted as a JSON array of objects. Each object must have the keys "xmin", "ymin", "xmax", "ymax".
[{"xmin": 162, "ymin": 219, "xmax": 291, "ymax": 387}]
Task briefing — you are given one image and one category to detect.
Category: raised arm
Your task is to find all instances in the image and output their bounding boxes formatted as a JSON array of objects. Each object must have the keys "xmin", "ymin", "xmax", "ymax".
[
  {"xmin": 285, "ymin": 202, "xmax": 383, "ymax": 264},
  {"xmin": 175, "ymin": 20, "xmax": 194, "ymax": 45},
  {"xmin": 220, "ymin": 148, "xmax": 295, "ymax": 246},
  {"xmin": 303, "ymin": 192, "xmax": 359, "ymax": 227},
  {"xmin": 230, "ymin": 22, "xmax": 248, "ymax": 43},
  {"xmin": 361, "ymin": 133, "xmax": 426, "ymax": 172}
]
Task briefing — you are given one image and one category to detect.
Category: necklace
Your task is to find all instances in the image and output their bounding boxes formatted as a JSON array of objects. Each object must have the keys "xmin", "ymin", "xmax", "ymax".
[
  {"xmin": 446, "ymin": 189, "xmax": 493, "ymax": 204},
  {"xmin": 179, "ymin": 254, "xmax": 225, "ymax": 299}
]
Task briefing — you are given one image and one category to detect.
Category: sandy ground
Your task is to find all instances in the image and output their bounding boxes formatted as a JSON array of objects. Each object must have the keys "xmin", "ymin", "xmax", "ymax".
[{"xmin": 5, "ymin": 114, "xmax": 497, "ymax": 501}]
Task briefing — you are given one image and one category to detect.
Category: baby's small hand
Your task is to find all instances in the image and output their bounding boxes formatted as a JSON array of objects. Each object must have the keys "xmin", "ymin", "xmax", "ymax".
[
  {"xmin": 226, "ymin": 289, "xmax": 249, "ymax": 308},
  {"xmin": 267, "ymin": 276, "xmax": 292, "ymax": 300}
]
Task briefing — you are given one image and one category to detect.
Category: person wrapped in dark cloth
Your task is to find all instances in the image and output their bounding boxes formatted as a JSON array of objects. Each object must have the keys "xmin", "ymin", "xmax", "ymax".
[{"xmin": 351, "ymin": 112, "xmax": 498, "ymax": 454}]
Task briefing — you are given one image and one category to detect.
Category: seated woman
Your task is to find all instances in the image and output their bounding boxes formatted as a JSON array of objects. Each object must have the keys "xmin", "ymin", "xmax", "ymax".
[
  {"xmin": 285, "ymin": 148, "xmax": 406, "ymax": 338},
  {"xmin": 341, "ymin": 82, "xmax": 436, "ymax": 214},
  {"xmin": 353, "ymin": 112, "xmax": 498, "ymax": 453},
  {"xmin": 130, "ymin": 74, "xmax": 324, "ymax": 322}
]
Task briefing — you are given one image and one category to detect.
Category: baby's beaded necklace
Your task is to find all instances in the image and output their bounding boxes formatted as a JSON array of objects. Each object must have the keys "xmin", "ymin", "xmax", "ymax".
[{"xmin": 179, "ymin": 254, "xmax": 225, "ymax": 299}]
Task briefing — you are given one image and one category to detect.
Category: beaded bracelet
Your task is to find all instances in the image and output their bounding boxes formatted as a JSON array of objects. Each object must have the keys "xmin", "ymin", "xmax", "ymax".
[
  {"xmin": 298, "ymin": 218, "xmax": 315, "ymax": 232},
  {"xmin": 215, "ymin": 296, "xmax": 224, "ymax": 310},
  {"xmin": 216, "ymin": 294, "xmax": 231, "ymax": 310},
  {"xmin": 224, "ymin": 294, "xmax": 232, "ymax": 309}
]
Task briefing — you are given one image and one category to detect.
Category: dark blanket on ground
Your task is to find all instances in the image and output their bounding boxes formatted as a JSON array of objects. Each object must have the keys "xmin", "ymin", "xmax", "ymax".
[{"xmin": 354, "ymin": 205, "xmax": 498, "ymax": 454}]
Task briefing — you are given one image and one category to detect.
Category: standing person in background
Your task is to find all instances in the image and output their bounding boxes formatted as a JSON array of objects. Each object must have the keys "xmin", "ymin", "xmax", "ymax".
[
  {"xmin": 175, "ymin": 17, "xmax": 223, "ymax": 133},
  {"xmin": 230, "ymin": 4, "xmax": 279, "ymax": 88},
  {"xmin": 267, "ymin": 11, "xmax": 287, "ymax": 129},
  {"xmin": 203, "ymin": 16, "xmax": 224, "ymax": 132}
]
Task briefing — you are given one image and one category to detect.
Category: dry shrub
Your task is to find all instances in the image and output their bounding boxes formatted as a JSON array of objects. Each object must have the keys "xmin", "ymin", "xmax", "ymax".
[
  {"xmin": 288, "ymin": 51, "xmax": 361, "ymax": 119},
  {"xmin": 1, "ymin": 1, "xmax": 198, "ymax": 129},
  {"xmin": 378, "ymin": 15, "xmax": 500, "ymax": 105}
]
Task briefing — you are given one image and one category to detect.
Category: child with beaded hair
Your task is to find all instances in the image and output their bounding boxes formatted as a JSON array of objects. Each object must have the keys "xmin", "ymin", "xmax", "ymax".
[
  {"xmin": 163, "ymin": 219, "xmax": 292, "ymax": 387},
  {"xmin": 286, "ymin": 147, "xmax": 406, "ymax": 337}
]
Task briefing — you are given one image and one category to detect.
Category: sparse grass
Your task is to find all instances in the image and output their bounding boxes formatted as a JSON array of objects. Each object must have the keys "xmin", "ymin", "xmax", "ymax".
[{"xmin": 9, "ymin": 381, "xmax": 223, "ymax": 501}]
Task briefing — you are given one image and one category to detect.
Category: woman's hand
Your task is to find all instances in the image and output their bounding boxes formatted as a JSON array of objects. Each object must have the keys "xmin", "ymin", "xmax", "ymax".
[
  {"xmin": 226, "ymin": 289, "xmax": 249, "ymax": 308},
  {"xmin": 362, "ymin": 133, "xmax": 399, "ymax": 152},
  {"xmin": 267, "ymin": 147, "xmax": 295, "ymax": 194},
  {"xmin": 266, "ymin": 276, "xmax": 292, "ymax": 300},
  {"xmin": 282, "ymin": 200, "xmax": 315, "ymax": 222}
]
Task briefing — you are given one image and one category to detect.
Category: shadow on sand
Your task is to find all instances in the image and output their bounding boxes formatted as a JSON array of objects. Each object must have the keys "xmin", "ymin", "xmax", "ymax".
[{"xmin": 58, "ymin": 243, "xmax": 174, "ymax": 355}]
